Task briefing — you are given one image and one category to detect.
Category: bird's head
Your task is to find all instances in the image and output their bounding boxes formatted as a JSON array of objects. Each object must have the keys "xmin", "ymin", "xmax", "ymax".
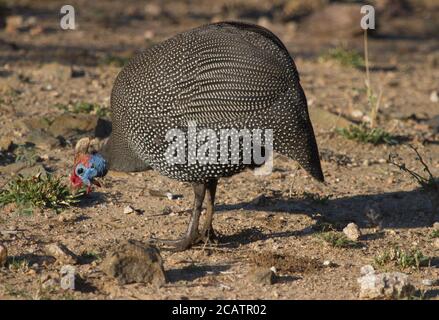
[{"xmin": 70, "ymin": 152, "xmax": 108, "ymax": 194}]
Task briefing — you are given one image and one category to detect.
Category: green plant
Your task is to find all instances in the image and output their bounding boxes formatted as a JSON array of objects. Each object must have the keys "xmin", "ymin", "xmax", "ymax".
[
  {"xmin": 374, "ymin": 247, "xmax": 429, "ymax": 270},
  {"xmin": 336, "ymin": 124, "xmax": 397, "ymax": 145},
  {"xmin": 430, "ymin": 229, "xmax": 439, "ymax": 238},
  {"xmin": 389, "ymin": 145, "xmax": 437, "ymax": 192},
  {"xmin": 8, "ymin": 257, "xmax": 30, "ymax": 272},
  {"xmin": 99, "ymin": 54, "xmax": 130, "ymax": 67},
  {"xmin": 318, "ymin": 231, "xmax": 361, "ymax": 248},
  {"xmin": 0, "ymin": 173, "xmax": 84, "ymax": 214},
  {"xmin": 54, "ymin": 102, "xmax": 109, "ymax": 117},
  {"xmin": 319, "ymin": 47, "xmax": 365, "ymax": 69}
]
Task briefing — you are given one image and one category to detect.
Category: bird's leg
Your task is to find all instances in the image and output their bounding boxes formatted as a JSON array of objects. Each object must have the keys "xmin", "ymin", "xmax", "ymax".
[
  {"xmin": 196, "ymin": 179, "xmax": 218, "ymax": 243},
  {"xmin": 149, "ymin": 183, "xmax": 206, "ymax": 251}
]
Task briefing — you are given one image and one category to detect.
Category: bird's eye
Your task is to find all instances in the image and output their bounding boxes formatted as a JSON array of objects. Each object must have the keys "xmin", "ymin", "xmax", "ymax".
[{"xmin": 75, "ymin": 165, "xmax": 85, "ymax": 176}]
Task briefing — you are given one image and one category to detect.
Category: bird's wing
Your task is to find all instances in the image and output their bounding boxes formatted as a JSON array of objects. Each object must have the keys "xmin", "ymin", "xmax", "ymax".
[{"xmin": 174, "ymin": 23, "xmax": 299, "ymax": 127}]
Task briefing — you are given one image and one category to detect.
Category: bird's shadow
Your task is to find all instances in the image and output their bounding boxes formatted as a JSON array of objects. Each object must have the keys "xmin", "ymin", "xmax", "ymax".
[
  {"xmin": 166, "ymin": 264, "xmax": 231, "ymax": 283},
  {"xmin": 216, "ymin": 187, "xmax": 436, "ymax": 232}
]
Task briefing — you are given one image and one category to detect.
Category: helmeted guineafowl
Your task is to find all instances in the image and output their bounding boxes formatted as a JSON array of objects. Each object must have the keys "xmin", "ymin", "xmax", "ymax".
[{"xmin": 71, "ymin": 21, "xmax": 324, "ymax": 251}]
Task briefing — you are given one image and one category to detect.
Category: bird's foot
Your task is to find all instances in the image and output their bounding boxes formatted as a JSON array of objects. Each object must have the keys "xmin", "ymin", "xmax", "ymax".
[
  {"xmin": 194, "ymin": 227, "xmax": 219, "ymax": 246},
  {"xmin": 148, "ymin": 228, "xmax": 219, "ymax": 251},
  {"xmin": 147, "ymin": 236, "xmax": 194, "ymax": 252}
]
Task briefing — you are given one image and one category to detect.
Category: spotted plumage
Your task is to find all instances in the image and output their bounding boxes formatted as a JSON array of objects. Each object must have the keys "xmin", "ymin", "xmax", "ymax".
[
  {"xmin": 104, "ymin": 21, "xmax": 323, "ymax": 183},
  {"xmin": 72, "ymin": 21, "xmax": 324, "ymax": 250}
]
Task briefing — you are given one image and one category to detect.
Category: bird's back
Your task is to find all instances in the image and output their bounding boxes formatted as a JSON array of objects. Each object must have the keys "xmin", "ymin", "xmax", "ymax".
[{"xmin": 108, "ymin": 22, "xmax": 324, "ymax": 182}]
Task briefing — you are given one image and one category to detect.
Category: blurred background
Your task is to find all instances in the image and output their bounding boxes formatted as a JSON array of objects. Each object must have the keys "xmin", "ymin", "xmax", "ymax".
[{"xmin": 0, "ymin": 0, "xmax": 438, "ymax": 65}]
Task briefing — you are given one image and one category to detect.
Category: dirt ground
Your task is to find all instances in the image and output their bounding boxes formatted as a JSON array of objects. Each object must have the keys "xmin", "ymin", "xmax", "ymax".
[{"xmin": 0, "ymin": 0, "xmax": 438, "ymax": 300}]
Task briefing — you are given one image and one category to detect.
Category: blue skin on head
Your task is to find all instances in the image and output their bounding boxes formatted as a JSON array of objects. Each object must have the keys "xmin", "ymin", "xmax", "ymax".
[{"xmin": 75, "ymin": 153, "xmax": 108, "ymax": 186}]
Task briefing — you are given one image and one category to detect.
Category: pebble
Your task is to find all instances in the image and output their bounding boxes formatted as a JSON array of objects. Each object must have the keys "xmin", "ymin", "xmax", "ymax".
[
  {"xmin": 343, "ymin": 222, "xmax": 361, "ymax": 241},
  {"xmin": 123, "ymin": 205, "xmax": 135, "ymax": 214},
  {"xmin": 430, "ymin": 91, "xmax": 438, "ymax": 103},
  {"xmin": 323, "ymin": 260, "xmax": 335, "ymax": 267}
]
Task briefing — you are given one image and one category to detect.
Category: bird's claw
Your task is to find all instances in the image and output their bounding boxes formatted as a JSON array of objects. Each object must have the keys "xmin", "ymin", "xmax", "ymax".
[
  {"xmin": 147, "ymin": 236, "xmax": 193, "ymax": 251},
  {"xmin": 148, "ymin": 228, "xmax": 219, "ymax": 251}
]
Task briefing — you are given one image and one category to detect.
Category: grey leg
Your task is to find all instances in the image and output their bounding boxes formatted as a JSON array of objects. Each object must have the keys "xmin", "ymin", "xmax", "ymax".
[
  {"xmin": 149, "ymin": 182, "xmax": 206, "ymax": 251},
  {"xmin": 197, "ymin": 179, "xmax": 218, "ymax": 243}
]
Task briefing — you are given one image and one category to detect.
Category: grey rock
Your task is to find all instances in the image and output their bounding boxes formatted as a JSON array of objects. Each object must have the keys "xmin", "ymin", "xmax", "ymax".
[
  {"xmin": 248, "ymin": 267, "xmax": 276, "ymax": 285},
  {"xmin": 18, "ymin": 164, "xmax": 47, "ymax": 178},
  {"xmin": 357, "ymin": 271, "xmax": 415, "ymax": 299},
  {"xmin": 48, "ymin": 113, "xmax": 99, "ymax": 138},
  {"xmin": 60, "ymin": 265, "xmax": 76, "ymax": 290},
  {"xmin": 26, "ymin": 129, "xmax": 61, "ymax": 150},
  {"xmin": 101, "ymin": 241, "xmax": 166, "ymax": 285}
]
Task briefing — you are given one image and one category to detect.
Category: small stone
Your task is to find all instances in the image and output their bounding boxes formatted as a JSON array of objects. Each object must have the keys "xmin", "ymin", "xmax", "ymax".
[
  {"xmin": 323, "ymin": 260, "xmax": 336, "ymax": 267},
  {"xmin": 0, "ymin": 243, "xmax": 8, "ymax": 267},
  {"xmin": 48, "ymin": 113, "xmax": 99, "ymax": 138},
  {"xmin": 351, "ymin": 110, "xmax": 364, "ymax": 118},
  {"xmin": 45, "ymin": 243, "xmax": 78, "ymax": 264},
  {"xmin": 360, "ymin": 265, "xmax": 375, "ymax": 276},
  {"xmin": 18, "ymin": 164, "xmax": 47, "ymax": 178},
  {"xmin": 42, "ymin": 84, "xmax": 53, "ymax": 91},
  {"xmin": 101, "ymin": 240, "xmax": 166, "ymax": 285},
  {"xmin": 434, "ymin": 238, "xmax": 439, "ymax": 249},
  {"xmin": 357, "ymin": 271, "xmax": 415, "ymax": 299},
  {"xmin": 60, "ymin": 265, "xmax": 76, "ymax": 290},
  {"xmin": 433, "ymin": 222, "xmax": 439, "ymax": 230},
  {"xmin": 422, "ymin": 279, "xmax": 436, "ymax": 286},
  {"xmin": 248, "ymin": 267, "xmax": 276, "ymax": 285},
  {"xmin": 123, "ymin": 205, "xmax": 135, "ymax": 214},
  {"xmin": 343, "ymin": 222, "xmax": 361, "ymax": 241},
  {"xmin": 430, "ymin": 91, "xmax": 439, "ymax": 103},
  {"xmin": 26, "ymin": 129, "xmax": 62, "ymax": 150}
]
